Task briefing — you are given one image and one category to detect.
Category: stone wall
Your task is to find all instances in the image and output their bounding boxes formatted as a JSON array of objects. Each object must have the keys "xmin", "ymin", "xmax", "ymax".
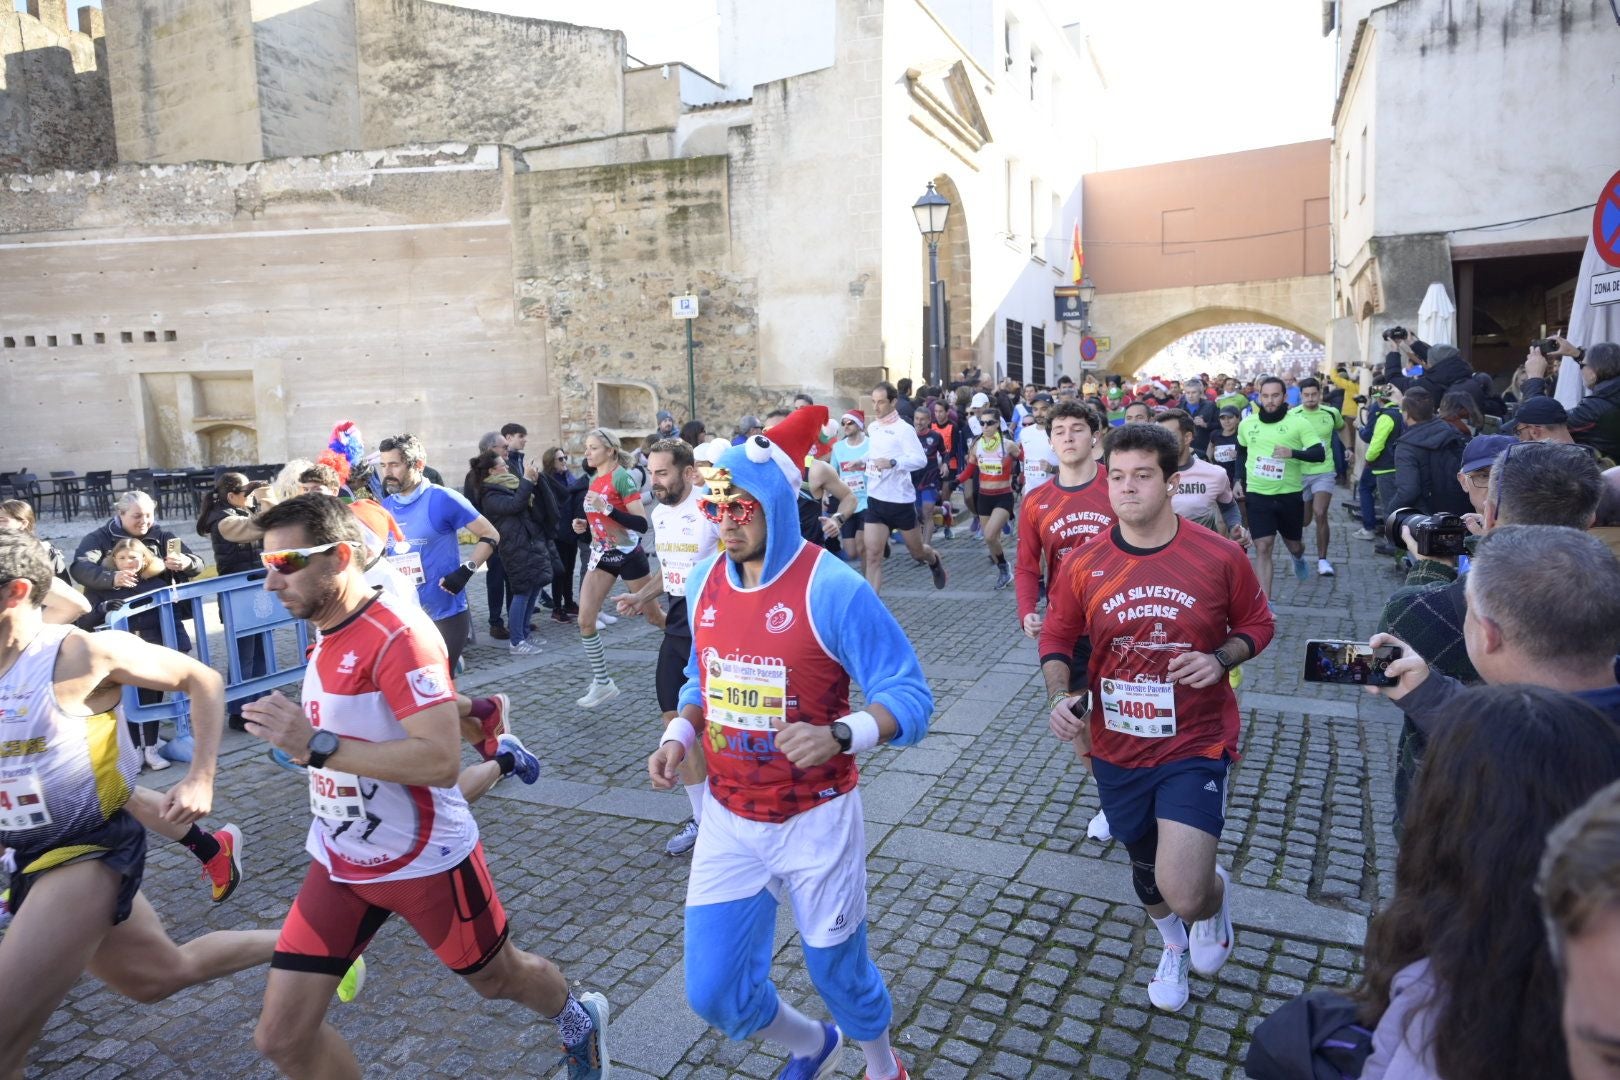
[
  {"xmin": 252, "ymin": 0, "xmax": 361, "ymax": 159},
  {"xmin": 0, "ymin": 3, "xmax": 113, "ymax": 172}
]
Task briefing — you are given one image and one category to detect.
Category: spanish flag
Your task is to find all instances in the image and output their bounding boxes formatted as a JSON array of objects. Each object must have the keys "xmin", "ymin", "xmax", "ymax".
[{"xmin": 1071, "ymin": 222, "xmax": 1084, "ymax": 284}]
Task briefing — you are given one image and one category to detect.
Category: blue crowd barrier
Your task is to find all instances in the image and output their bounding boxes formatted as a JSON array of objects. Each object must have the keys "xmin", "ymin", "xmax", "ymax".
[{"xmin": 102, "ymin": 570, "xmax": 311, "ymax": 761}]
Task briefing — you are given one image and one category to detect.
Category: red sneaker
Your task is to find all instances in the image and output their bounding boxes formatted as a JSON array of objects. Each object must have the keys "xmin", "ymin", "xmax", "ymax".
[
  {"xmin": 868, "ymin": 1051, "xmax": 908, "ymax": 1080},
  {"xmin": 202, "ymin": 824, "xmax": 243, "ymax": 903},
  {"xmin": 476, "ymin": 693, "xmax": 511, "ymax": 760}
]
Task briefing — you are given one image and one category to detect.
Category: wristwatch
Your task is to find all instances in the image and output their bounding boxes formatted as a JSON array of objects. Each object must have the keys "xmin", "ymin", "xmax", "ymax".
[
  {"xmin": 306, "ymin": 729, "xmax": 340, "ymax": 769},
  {"xmin": 1213, "ymin": 647, "xmax": 1237, "ymax": 671},
  {"xmin": 830, "ymin": 721, "xmax": 853, "ymax": 753}
]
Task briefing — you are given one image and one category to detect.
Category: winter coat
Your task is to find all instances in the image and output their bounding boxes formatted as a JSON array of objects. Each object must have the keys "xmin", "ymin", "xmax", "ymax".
[
  {"xmin": 546, "ymin": 469, "xmax": 589, "ymax": 546},
  {"xmin": 1392, "ymin": 418, "xmax": 1472, "ymax": 516},
  {"xmin": 202, "ymin": 505, "xmax": 263, "ymax": 576},
  {"xmin": 1413, "ymin": 349, "xmax": 1485, "ymax": 413},
  {"xmin": 70, "ymin": 517, "xmax": 203, "ymax": 638},
  {"xmin": 477, "ymin": 478, "xmax": 557, "ymax": 593},
  {"xmin": 1525, "ymin": 374, "xmax": 1620, "ymax": 463}
]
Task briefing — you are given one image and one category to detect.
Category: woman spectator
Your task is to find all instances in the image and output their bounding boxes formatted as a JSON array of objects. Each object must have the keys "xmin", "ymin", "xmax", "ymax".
[
  {"xmin": 196, "ymin": 471, "xmax": 271, "ymax": 729},
  {"xmin": 1439, "ymin": 387, "xmax": 1492, "ymax": 437},
  {"xmin": 542, "ymin": 446, "xmax": 586, "ymax": 624},
  {"xmin": 1355, "ymin": 684, "xmax": 1620, "ymax": 1080},
  {"xmin": 0, "ymin": 499, "xmax": 91, "ymax": 624},
  {"xmin": 270, "ymin": 457, "xmax": 316, "ymax": 502},
  {"xmin": 679, "ymin": 420, "xmax": 707, "ymax": 448},
  {"xmin": 70, "ymin": 490, "xmax": 205, "ymax": 769},
  {"xmin": 468, "ymin": 447, "xmax": 558, "ymax": 656}
]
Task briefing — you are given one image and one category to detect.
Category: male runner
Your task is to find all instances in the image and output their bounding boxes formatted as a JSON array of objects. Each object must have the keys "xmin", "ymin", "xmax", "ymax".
[
  {"xmin": 1016, "ymin": 392, "xmax": 1061, "ymax": 493},
  {"xmin": 1290, "ymin": 377, "xmax": 1344, "ymax": 576},
  {"xmin": 616, "ymin": 437, "xmax": 720, "ymax": 856},
  {"xmin": 861, "ymin": 381, "xmax": 947, "ymax": 595},
  {"xmin": 1238, "ymin": 376, "xmax": 1327, "ymax": 599},
  {"xmin": 647, "ymin": 433, "xmax": 933, "ymax": 1080},
  {"xmin": 0, "ymin": 533, "xmax": 285, "ymax": 1076},
  {"xmin": 829, "ymin": 411, "xmax": 871, "ymax": 566},
  {"xmin": 1155, "ymin": 410, "xmax": 1246, "ymax": 542},
  {"xmin": 1039, "ymin": 423, "xmax": 1274, "ymax": 1013},
  {"xmin": 241, "ymin": 495, "xmax": 609, "ymax": 1080}
]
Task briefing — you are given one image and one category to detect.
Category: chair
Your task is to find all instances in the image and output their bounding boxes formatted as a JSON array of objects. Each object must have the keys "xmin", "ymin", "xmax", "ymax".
[
  {"xmin": 188, "ymin": 469, "xmax": 217, "ymax": 515},
  {"xmin": 11, "ymin": 473, "xmax": 42, "ymax": 516},
  {"xmin": 124, "ymin": 468, "xmax": 155, "ymax": 500},
  {"xmin": 48, "ymin": 470, "xmax": 82, "ymax": 521},
  {"xmin": 84, "ymin": 471, "xmax": 114, "ymax": 517},
  {"xmin": 155, "ymin": 472, "xmax": 191, "ymax": 518}
]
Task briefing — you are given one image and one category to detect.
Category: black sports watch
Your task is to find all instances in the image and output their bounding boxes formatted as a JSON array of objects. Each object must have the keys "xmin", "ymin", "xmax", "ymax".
[
  {"xmin": 306, "ymin": 729, "xmax": 340, "ymax": 769},
  {"xmin": 830, "ymin": 721, "xmax": 853, "ymax": 754},
  {"xmin": 1213, "ymin": 647, "xmax": 1237, "ymax": 671}
]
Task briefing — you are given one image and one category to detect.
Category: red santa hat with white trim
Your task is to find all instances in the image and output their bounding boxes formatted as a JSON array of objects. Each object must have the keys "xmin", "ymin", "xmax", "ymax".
[{"xmin": 755, "ymin": 405, "xmax": 830, "ymax": 488}]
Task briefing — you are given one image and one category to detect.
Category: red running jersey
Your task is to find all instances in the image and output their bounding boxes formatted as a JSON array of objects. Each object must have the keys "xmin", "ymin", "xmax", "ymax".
[
  {"xmin": 691, "ymin": 542, "xmax": 857, "ymax": 823},
  {"xmin": 1014, "ymin": 471, "xmax": 1114, "ymax": 621},
  {"xmin": 1038, "ymin": 522, "xmax": 1274, "ymax": 770}
]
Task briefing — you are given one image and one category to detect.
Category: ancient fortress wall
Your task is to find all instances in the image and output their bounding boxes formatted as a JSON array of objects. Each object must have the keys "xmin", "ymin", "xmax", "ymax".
[{"xmin": 0, "ymin": 2, "xmax": 113, "ymax": 173}]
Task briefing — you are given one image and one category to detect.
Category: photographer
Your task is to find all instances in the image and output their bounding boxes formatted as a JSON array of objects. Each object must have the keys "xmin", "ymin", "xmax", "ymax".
[
  {"xmin": 1413, "ymin": 344, "xmax": 1486, "ymax": 414},
  {"xmin": 1521, "ymin": 340, "xmax": 1620, "ymax": 462},
  {"xmin": 1354, "ymin": 385, "xmax": 1403, "ymax": 545},
  {"xmin": 1503, "ymin": 393, "xmax": 1618, "ymax": 470},
  {"xmin": 1379, "ymin": 327, "xmax": 1429, "ymax": 389},
  {"xmin": 1391, "ymin": 387, "xmax": 1471, "ymax": 519}
]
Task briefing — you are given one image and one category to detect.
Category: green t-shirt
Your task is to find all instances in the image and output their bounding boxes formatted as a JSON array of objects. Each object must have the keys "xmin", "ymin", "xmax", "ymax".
[
  {"xmin": 1237, "ymin": 412, "xmax": 1322, "ymax": 495},
  {"xmin": 1289, "ymin": 404, "xmax": 1342, "ymax": 476},
  {"xmin": 1216, "ymin": 392, "xmax": 1249, "ymax": 414}
]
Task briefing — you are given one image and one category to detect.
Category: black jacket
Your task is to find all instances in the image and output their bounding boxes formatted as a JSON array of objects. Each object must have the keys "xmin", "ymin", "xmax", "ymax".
[
  {"xmin": 1414, "ymin": 352, "xmax": 1485, "ymax": 412},
  {"xmin": 1525, "ymin": 374, "xmax": 1620, "ymax": 462},
  {"xmin": 1182, "ymin": 397, "xmax": 1219, "ymax": 455},
  {"xmin": 202, "ymin": 505, "xmax": 263, "ymax": 576},
  {"xmin": 476, "ymin": 479, "xmax": 558, "ymax": 593},
  {"xmin": 70, "ymin": 517, "xmax": 203, "ymax": 634},
  {"xmin": 545, "ymin": 469, "xmax": 590, "ymax": 544},
  {"xmin": 1391, "ymin": 418, "xmax": 1471, "ymax": 516}
]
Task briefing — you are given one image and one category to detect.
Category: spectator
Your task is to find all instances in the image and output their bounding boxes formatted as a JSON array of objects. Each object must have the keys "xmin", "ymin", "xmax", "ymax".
[
  {"xmin": 1354, "ymin": 684, "xmax": 1620, "ymax": 1080},
  {"xmin": 1595, "ymin": 466, "xmax": 1620, "ymax": 561},
  {"xmin": 1354, "ymin": 385, "xmax": 1405, "ymax": 545},
  {"xmin": 195, "ymin": 471, "xmax": 271, "ymax": 730},
  {"xmin": 1413, "ymin": 343, "xmax": 1486, "ymax": 412},
  {"xmin": 1472, "ymin": 371, "xmax": 1508, "ymax": 418},
  {"xmin": 1380, "ymin": 334, "xmax": 1431, "ymax": 390},
  {"xmin": 679, "ymin": 419, "xmax": 707, "ymax": 447},
  {"xmin": 465, "ymin": 430, "xmax": 513, "ymax": 641},
  {"xmin": 0, "ymin": 499, "xmax": 91, "ymax": 624},
  {"xmin": 1439, "ymin": 387, "xmax": 1491, "ymax": 437},
  {"xmin": 468, "ymin": 447, "xmax": 558, "ymax": 657},
  {"xmin": 1392, "ymin": 386, "xmax": 1472, "ymax": 517},
  {"xmin": 1523, "ymin": 341, "xmax": 1620, "ymax": 462},
  {"xmin": 1538, "ymin": 777, "xmax": 1620, "ymax": 1080},
  {"xmin": 70, "ymin": 490, "xmax": 204, "ymax": 769},
  {"xmin": 1012, "ymin": 382, "xmax": 1038, "ymax": 427},
  {"xmin": 502, "ymin": 422, "xmax": 529, "ymax": 473},
  {"xmin": 1505, "ymin": 396, "xmax": 1618, "ymax": 469},
  {"xmin": 651, "ymin": 411, "xmax": 676, "ymax": 442},
  {"xmin": 733, "ymin": 415, "xmax": 764, "ymax": 445},
  {"xmin": 270, "ymin": 457, "xmax": 317, "ymax": 502},
  {"xmin": 1179, "ymin": 378, "xmax": 1219, "ymax": 456},
  {"xmin": 541, "ymin": 447, "xmax": 584, "ymax": 623},
  {"xmin": 895, "ymin": 377, "xmax": 916, "ymax": 423}
]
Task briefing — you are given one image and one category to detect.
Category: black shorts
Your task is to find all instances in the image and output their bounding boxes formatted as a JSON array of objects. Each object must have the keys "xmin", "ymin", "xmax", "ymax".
[
  {"xmin": 593, "ymin": 546, "xmax": 652, "ymax": 580},
  {"xmin": 659, "ymin": 630, "xmax": 693, "ymax": 713},
  {"xmin": 977, "ymin": 491, "xmax": 1016, "ymax": 519},
  {"xmin": 8, "ymin": 809, "xmax": 147, "ymax": 925},
  {"xmin": 1246, "ymin": 491, "xmax": 1304, "ymax": 542},
  {"xmin": 864, "ymin": 496, "xmax": 917, "ymax": 533},
  {"xmin": 840, "ymin": 510, "xmax": 866, "ymax": 540}
]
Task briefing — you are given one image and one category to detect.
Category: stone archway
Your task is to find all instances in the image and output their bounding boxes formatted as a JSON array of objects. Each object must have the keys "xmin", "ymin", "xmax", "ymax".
[
  {"xmin": 920, "ymin": 174, "xmax": 972, "ymax": 383},
  {"xmin": 1106, "ymin": 305, "xmax": 1324, "ymax": 377}
]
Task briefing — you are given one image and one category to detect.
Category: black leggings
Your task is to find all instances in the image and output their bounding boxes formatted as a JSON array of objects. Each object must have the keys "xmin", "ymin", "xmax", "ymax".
[
  {"xmin": 553, "ymin": 535, "xmax": 579, "ymax": 610},
  {"xmin": 127, "ymin": 715, "xmax": 161, "ymax": 749},
  {"xmin": 433, "ymin": 610, "xmax": 472, "ymax": 670}
]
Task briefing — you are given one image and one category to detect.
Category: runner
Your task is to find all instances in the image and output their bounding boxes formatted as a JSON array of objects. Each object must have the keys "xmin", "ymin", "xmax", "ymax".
[
  {"xmin": 911, "ymin": 407, "xmax": 946, "ymax": 549},
  {"xmin": 1290, "ymin": 377, "xmax": 1344, "ymax": 576},
  {"xmin": 647, "ymin": 432, "xmax": 933, "ymax": 1080},
  {"xmin": 1155, "ymin": 410, "xmax": 1247, "ymax": 542},
  {"xmin": 1039, "ymin": 422, "xmax": 1274, "ymax": 1014},
  {"xmin": 0, "ymin": 533, "xmax": 287, "ymax": 1076},
  {"xmin": 615, "ymin": 437, "xmax": 721, "ymax": 856},
  {"xmin": 829, "ymin": 410, "xmax": 871, "ymax": 567},
  {"xmin": 958, "ymin": 404, "xmax": 1022, "ymax": 588},
  {"xmin": 1016, "ymin": 392, "xmax": 1061, "ymax": 493},
  {"xmin": 242, "ymin": 495, "xmax": 610, "ymax": 1080},
  {"xmin": 1237, "ymin": 376, "xmax": 1328, "ymax": 600},
  {"xmin": 860, "ymin": 382, "xmax": 947, "ymax": 595},
  {"xmin": 573, "ymin": 428, "xmax": 658, "ymax": 709}
]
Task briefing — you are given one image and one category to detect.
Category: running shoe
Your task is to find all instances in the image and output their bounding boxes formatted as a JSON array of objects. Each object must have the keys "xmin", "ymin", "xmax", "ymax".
[
  {"xmin": 929, "ymin": 556, "xmax": 948, "ymax": 590},
  {"xmin": 203, "ymin": 824, "xmax": 244, "ymax": 904},
  {"xmin": 337, "ymin": 955, "xmax": 366, "ymax": 1003},
  {"xmin": 1148, "ymin": 943, "xmax": 1190, "ymax": 1012},
  {"xmin": 1190, "ymin": 864, "xmax": 1235, "ymax": 977},
  {"xmin": 1291, "ymin": 555, "xmax": 1309, "ymax": 581},
  {"xmin": 1317, "ymin": 558, "xmax": 1335, "ymax": 577},
  {"xmin": 496, "ymin": 733, "xmax": 541, "ymax": 785},
  {"xmin": 509, "ymin": 640, "xmax": 541, "ymax": 657},
  {"xmin": 664, "ymin": 818, "xmax": 699, "ymax": 857},
  {"xmin": 969, "ymin": 519, "xmax": 982, "ymax": 538},
  {"xmin": 477, "ymin": 693, "xmax": 511, "ymax": 760},
  {"xmin": 868, "ymin": 1050, "xmax": 909, "ymax": 1080},
  {"xmin": 778, "ymin": 1021, "xmax": 841, "ymax": 1080},
  {"xmin": 268, "ymin": 747, "xmax": 306, "ymax": 773},
  {"xmin": 143, "ymin": 745, "xmax": 171, "ymax": 772},
  {"xmin": 1351, "ymin": 527, "xmax": 1377, "ymax": 541},
  {"xmin": 600, "ymin": 612, "xmax": 619, "ymax": 626},
  {"xmin": 1086, "ymin": 809, "xmax": 1112, "ymax": 842},
  {"xmin": 577, "ymin": 679, "xmax": 620, "ymax": 709},
  {"xmin": 563, "ymin": 991, "xmax": 612, "ymax": 1080},
  {"xmin": 994, "ymin": 563, "xmax": 1012, "ymax": 590}
]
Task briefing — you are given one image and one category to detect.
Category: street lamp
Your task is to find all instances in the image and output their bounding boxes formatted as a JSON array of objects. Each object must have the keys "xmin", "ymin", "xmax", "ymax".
[
  {"xmin": 1077, "ymin": 275, "xmax": 1096, "ymax": 332},
  {"xmin": 913, "ymin": 181, "xmax": 952, "ymax": 388}
]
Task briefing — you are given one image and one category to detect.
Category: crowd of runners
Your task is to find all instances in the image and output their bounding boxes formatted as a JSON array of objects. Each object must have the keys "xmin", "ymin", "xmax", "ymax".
[{"xmin": 3, "ymin": 352, "xmax": 1620, "ymax": 1079}]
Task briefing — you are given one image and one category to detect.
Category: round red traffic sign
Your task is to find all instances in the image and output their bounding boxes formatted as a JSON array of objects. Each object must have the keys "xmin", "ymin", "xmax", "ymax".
[
  {"xmin": 1596, "ymin": 169, "xmax": 1620, "ymax": 267},
  {"xmin": 1080, "ymin": 336, "xmax": 1098, "ymax": 362}
]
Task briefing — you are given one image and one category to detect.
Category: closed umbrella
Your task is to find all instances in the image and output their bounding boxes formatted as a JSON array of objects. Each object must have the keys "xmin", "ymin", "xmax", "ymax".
[{"xmin": 1417, "ymin": 282, "xmax": 1457, "ymax": 345}]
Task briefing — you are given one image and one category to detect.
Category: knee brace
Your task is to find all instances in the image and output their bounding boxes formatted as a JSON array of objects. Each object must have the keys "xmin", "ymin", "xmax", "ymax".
[{"xmin": 1124, "ymin": 829, "xmax": 1164, "ymax": 907}]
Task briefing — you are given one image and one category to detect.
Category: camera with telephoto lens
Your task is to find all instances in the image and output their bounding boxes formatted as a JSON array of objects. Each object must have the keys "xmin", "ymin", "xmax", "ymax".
[
  {"xmin": 1382, "ymin": 326, "xmax": 1409, "ymax": 342},
  {"xmin": 1384, "ymin": 507, "xmax": 1469, "ymax": 558}
]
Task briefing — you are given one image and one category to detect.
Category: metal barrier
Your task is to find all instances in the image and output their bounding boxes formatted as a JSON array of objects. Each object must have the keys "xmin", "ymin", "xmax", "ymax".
[{"xmin": 102, "ymin": 570, "xmax": 312, "ymax": 759}]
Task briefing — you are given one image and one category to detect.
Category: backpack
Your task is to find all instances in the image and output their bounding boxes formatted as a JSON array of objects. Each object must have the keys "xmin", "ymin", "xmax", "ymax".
[{"xmin": 1245, "ymin": 990, "xmax": 1375, "ymax": 1080}]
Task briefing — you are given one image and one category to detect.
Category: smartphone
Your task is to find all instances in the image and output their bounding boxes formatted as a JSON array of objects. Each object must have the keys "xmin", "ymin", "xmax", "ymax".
[
  {"xmin": 1303, "ymin": 639, "xmax": 1401, "ymax": 687},
  {"xmin": 166, "ymin": 537, "xmax": 182, "ymax": 558}
]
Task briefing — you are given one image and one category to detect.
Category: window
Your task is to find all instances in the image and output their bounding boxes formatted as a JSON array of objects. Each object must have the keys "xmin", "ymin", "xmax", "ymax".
[
  {"xmin": 2, "ymin": 337, "xmax": 13, "ymax": 348},
  {"xmin": 23, "ymin": 335, "xmax": 35, "ymax": 346},
  {"xmin": 1029, "ymin": 47, "xmax": 1040, "ymax": 102},
  {"xmin": 71, "ymin": 333, "xmax": 83, "ymax": 345},
  {"xmin": 1029, "ymin": 178, "xmax": 1041, "ymax": 258},
  {"xmin": 93, "ymin": 332, "xmax": 105, "ymax": 344},
  {"xmin": 1051, "ymin": 194, "xmax": 1062, "ymax": 264},
  {"xmin": 45, "ymin": 335, "xmax": 57, "ymax": 347},
  {"xmin": 1006, "ymin": 318, "xmax": 1024, "ymax": 383},
  {"xmin": 163, "ymin": 330, "xmax": 177, "ymax": 342},
  {"xmin": 143, "ymin": 330, "xmax": 157, "ymax": 342},
  {"xmin": 1359, "ymin": 126, "xmax": 1368, "ymax": 203},
  {"xmin": 1005, "ymin": 160, "xmax": 1017, "ymax": 236},
  {"xmin": 120, "ymin": 331, "xmax": 133, "ymax": 343},
  {"xmin": 1004, "ymin": 18, "xmax": 1015, "ymax": 72},
  {"xmin": 1031, "ymin": 325, "xmax": 1047, "ymax": 385},
  {"xmin": 1342, "ymin": 150, "xmax": 1350, "ymax": 216}
]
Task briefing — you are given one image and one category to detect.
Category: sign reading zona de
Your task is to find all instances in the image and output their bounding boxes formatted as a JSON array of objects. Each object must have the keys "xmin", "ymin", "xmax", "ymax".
[
  {"xmin": 1595, "ymin": 169, "xmax": 1620, "ymax": 268},
  {"xmin": 1592, "ymin": 269, "xmax": 1620, "ymax": 307}
]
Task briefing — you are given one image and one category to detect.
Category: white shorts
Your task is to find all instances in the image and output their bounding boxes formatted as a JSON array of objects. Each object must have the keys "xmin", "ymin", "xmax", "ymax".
[
  {"xmin": 1300, "ymin": 472, "xmax": 1336, "ymax": 498},
  {"xmin": 686, "ymin": 787, "xmax": 868, "ymax": 949}
]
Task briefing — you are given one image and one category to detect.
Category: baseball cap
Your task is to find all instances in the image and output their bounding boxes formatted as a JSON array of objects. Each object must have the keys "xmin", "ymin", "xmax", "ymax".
[
  {"xmin": 1033, "ymin": 392, "xmax": 1055, "ymax": 404},
  {"xmin": 1501, "ymin": 397, "xmax": 1568, "ymax": 433},
  {"xmin": 1218, "ymin": 405, "xmax": 1242, "ymax": 418},
  {"xmin": 1459, "ymin": 433, "xmax": 1517, "ymax": 473},
  {"xmin": 969, "ymin": 392, "xmax": 990, "ymax": 409}
]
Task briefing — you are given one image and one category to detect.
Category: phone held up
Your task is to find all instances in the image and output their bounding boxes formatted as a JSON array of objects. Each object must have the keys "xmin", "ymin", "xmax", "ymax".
[
  {"xmin": 166, "ymin": 537, "xmax": 182, "ymax": 558},
  {"xmin": 1303, "ymin": 640, "xmax": 1402, "ymax": 687}
]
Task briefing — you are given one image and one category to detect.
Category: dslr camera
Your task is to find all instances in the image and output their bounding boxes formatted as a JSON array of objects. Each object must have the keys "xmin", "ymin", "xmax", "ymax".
[
  {"xmin": 1381, "ymin": 326, "xmax": 1409, "ymax": 342},
  {"xmin": 1536, "ymin": 338, "xmax": 1562, "ymax": 357},
  {"xmin": 1385, "ymin": 507, "xmax": 1469, "ymax": 558}
]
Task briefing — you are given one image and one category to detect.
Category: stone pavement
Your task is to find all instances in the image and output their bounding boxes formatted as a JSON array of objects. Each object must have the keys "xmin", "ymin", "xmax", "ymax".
[{"xmin": 23, "ymin": 492, "xmax": 1411, "ymax": 1078}]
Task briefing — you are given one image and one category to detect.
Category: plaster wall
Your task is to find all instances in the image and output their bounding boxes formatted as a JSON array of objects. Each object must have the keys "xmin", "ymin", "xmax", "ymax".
[
  {"xmin": 251, "ymin": 0, "xmax": 361, "ymax": 159},
  {"xmin": 717, "ymin": 0, "xmax": 835, "ymax": 98},
  {"xmin": 0, "ymin": 145, "xmax": 551, "ymax": 474},
  {"xmin": 0, "ymin": 4, "xmax": 113, "ymax": 172}
]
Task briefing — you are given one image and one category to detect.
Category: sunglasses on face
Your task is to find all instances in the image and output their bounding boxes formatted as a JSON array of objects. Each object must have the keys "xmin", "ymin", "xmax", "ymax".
[
  {"xmin": 699, "ymin": 498, "xmax": 760, "ymax": 526},
  {"xmin": 260, "ymin": 541, "xmax": 352, "ymax": 575}
]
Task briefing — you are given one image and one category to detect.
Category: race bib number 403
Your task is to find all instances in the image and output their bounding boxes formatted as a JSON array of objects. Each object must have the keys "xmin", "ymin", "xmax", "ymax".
[{"xmin": 1254, "ymin": 456, "xmax": 1286, "ymax": 481}]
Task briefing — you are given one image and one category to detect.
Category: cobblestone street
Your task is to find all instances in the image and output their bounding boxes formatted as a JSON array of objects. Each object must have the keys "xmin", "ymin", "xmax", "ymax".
[{"xmin": 26, "ymin": 500, "xmax": 1402, "ymax": 1079}]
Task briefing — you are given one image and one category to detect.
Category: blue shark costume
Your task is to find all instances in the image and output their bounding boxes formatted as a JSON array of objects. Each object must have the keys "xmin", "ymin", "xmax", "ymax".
[{"xmin": 671, "ymin": 429, "xmax": 933, "ymax": 1078}]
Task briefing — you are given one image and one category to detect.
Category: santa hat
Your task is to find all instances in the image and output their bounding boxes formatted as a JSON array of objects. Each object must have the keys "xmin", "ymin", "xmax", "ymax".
[
  {"xmin": 840, "ymin": 409, "xmax": 865, "ymax": 430},
  {"xmin": 762, "ymin": 405, "xmax": 829, "ymax": 484}
]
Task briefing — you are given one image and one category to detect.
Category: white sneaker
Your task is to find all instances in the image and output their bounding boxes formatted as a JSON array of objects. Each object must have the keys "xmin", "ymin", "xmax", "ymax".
[
  {"xmin": 1317, "ymin": 558, "xmax": 1336, "ymax": 577},
  {"xmin": 143, "ymin": 745, "xmax": 171, "ymax": 771},
  {"xmin": 1351, "ymin": 527, "xmax": 1377, "ymax": 541},
  {"xmin": 1148, "ymin": 943, "xmax": 1190, "ymax": 1012},
  {"xmin": 1087, "ymin": 809, "xmax": 1112, "ymax": 841},
  {"xmin": 1190, "ymin": 864, "xmax": 1235, "ymax": 977},
  {"xmin": 576, "ymin": 679, "xmax": 620, "ymax": 709},
  {"xmin": 599, "ymin": 612, "xmax": 618, "ymax": 625},
  {"xmin": 508, "ymin": 640, "xmax": 541, "ymax": 656}
]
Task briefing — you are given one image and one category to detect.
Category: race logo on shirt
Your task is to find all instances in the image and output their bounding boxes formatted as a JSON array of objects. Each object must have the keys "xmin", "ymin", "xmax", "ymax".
[
  {"xmin": 406, "ymin": 665, "xmax": 452, "ymax": 706},
  {"xmin": 764, "ymin": 602, "xmax": 795, "ymax": 634},
  {"xmin": 700, "ymin": 605, "xmax": 718, "ymax": 628}
]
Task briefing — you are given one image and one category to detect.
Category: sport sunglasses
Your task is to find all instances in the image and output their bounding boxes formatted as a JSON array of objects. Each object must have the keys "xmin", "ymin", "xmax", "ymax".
[
  {"xmin": 698, "ymin": 497, "xmax": 761, "ymax": 526},
  {"xmin": 260, "ymin": 541, "xmax": 353, "ymax": 575}
]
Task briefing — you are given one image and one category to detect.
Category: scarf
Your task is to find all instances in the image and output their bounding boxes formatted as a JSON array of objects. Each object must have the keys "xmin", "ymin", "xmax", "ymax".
[{"xmin": 482, "ymin": 471, "xmax": 520, "ymax": 491}]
